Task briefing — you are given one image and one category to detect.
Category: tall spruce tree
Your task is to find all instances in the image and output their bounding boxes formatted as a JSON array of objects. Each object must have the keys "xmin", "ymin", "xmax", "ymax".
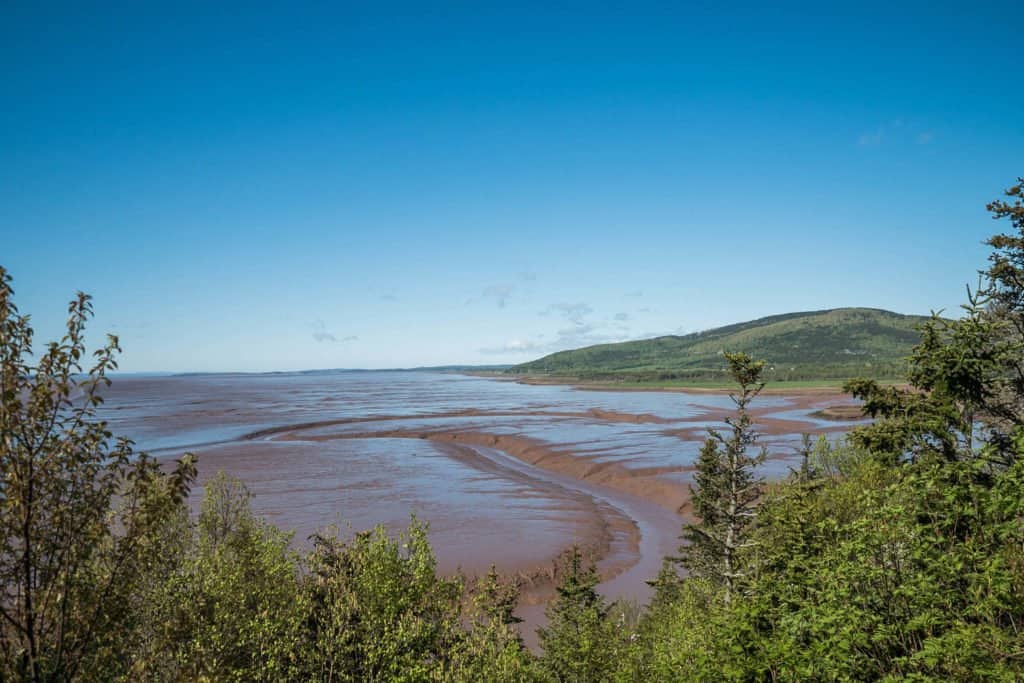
[
  {"xmin": 638, "ymin": 178, "xmax": 1024, "ymax": 681},
  {"xmin": 538, "ymin": 546, "xmax": 614, "ymax": 682},
  {"xmin": 977, "ymin": 177, "xmax": 1024, "ymax": 451},
  {"xmin": 681, "ymin": 352, "xmax": 767, "ymax": 603},
  {"xmin": 847, "ymin": 177, "xmax": 1024, "ymax": 468}
]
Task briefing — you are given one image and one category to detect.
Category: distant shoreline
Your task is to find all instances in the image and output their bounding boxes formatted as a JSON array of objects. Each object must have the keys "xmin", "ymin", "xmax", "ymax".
[{"xmin": 468, "ymin": 371, "xmax": 901, "ymax": 399}]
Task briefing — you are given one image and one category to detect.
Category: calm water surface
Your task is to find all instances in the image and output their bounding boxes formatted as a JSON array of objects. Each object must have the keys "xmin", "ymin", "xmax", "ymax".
[{"xmin": 98, "ymin": 371, "xmax": 858, "ymax": 587}]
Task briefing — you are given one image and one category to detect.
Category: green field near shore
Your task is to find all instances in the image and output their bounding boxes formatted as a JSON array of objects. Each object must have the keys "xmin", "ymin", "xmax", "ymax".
[
  {"xmin": 510, "ymin": 308, "xmax": 930, "ymax": 385},
  {"xmin": 529, "ymin": 377, "xmax": 905, "ymax": 392}
]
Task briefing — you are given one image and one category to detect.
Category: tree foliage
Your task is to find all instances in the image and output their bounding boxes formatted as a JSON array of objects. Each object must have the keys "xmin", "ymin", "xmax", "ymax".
[
  {"xmin": 297, "ymin": 517, "xmax": 465, "ymax": 682},
  {"xmin": 680, "ymin": 351, "xmax": 766, "ymax": 603},
  {"xmin": 134, "ymin": 472, "xmax": 305, "ymax": 681},
  {"xmin": 0, "ymin": 267, "xmax": 196, "ymax": 682},
  {"xmin": 4, "ymin": 177, "xmax": 1024, "ymax": 681},
  {"xmin": 449, "ymin": 566, "xmax": 535, "ymax": 682},
  {"xmin": 635, "ymin": 177, "xmax": 1024, "ymax": 681},
  {"xmin": 847, "ymin": 178, "xmax": 1024, "ymax": 469},
  {"xmin": 538, "ymin": 546, "xmax": 621, "ymax": 683}
]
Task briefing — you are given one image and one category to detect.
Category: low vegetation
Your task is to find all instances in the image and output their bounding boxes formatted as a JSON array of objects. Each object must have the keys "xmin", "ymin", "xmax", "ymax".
[
  {"xmin": 2, "ymin": 177, "xmax": 1023, "ymax": 680},
  {"xmin": 510, "ymin": 307, "xmax": 931, "ymax": 384}
]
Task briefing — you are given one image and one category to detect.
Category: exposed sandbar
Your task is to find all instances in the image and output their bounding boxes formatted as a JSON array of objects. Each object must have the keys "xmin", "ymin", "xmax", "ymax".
[{"xmin": 275, "ymin": 427, "xmax": 692, "ymax": 514}]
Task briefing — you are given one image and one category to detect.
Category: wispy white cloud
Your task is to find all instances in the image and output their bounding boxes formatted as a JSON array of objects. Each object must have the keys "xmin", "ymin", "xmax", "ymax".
[
  {"xmin": 484, "ymin": 299, "xmax": 676, "ymax": 357},
  {"xmin": 858, "ymin": 119, "xmax": 937, "ymax": 148},
  {"xmin": 479, "ymin": 338, "xmax": 541, "ymax": 355},
  {"xmin": 311, "ymin": 319, "xmax": 356, "ymax": 344},
  {"xmin": 542, "ymin": 302, "xmax": 594, "ymax": 325},
  {"xmin": 482, "ymin": 284, "xmax": 515, "ymax": 308}
]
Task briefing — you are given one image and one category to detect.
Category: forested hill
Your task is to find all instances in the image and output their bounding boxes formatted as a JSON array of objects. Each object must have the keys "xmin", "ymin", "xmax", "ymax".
[{"xmin": 510, "ymin": 308, "xmax": 932, "ymax": 383}]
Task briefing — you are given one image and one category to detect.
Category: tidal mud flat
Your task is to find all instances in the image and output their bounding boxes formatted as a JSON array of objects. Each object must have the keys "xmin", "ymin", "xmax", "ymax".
[{"xmin": 99, "ymin": 371, "xmax": 866, "ymax": 637}]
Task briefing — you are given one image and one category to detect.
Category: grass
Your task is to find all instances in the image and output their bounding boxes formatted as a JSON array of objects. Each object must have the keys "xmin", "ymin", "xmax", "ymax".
[
  {"xmin": 511, "ymin": 308, "xmax": 931, "ymax": 384},
  {"xmin": 536, "ymin": 377, "xmax": 906, "ymax": 392}
]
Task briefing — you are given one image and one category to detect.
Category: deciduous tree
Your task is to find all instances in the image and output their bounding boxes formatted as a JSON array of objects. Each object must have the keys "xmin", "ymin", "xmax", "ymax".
[{"xmin": 0, "ymin": 267, "xmax": 195, "ymax": 682}]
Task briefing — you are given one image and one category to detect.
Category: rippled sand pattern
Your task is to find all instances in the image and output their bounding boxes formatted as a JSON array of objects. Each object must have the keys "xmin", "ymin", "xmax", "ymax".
[{"xmin": 98, "ymin": 371, "xmax": 865, "ymax": 632}]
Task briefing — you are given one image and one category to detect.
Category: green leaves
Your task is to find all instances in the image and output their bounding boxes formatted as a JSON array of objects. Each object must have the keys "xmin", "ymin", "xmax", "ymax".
[
  {"xmin": 5, "ymin": 174, "xmax": 1024, "ymax": 680},
  {"xmin": 0, "ymin": 267, "xmax": 197, "ymax": 682},
  {"xmin": 298, "ymin": 517, "xmax": 477, "ymax": 682},
  {"xmin": 636, "ymin": 181, "xmax": 1024, "ymax": 679},
  {"xmin": 138, "ymin": 472, "xmax": 304, "ymax": 682}
]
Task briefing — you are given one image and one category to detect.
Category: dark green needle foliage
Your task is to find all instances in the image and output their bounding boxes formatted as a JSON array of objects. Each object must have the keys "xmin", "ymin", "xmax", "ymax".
[
  {"xmin": 538, "ymin": 546, "xmax": 618, "ymax": 683},
  {"xmin": 635, "ymin": 177, "xmax": 1024, "ymax": 681},
  {"xmin": 681, "ymin": 351, "xmax": 766, "ymax": 604}
]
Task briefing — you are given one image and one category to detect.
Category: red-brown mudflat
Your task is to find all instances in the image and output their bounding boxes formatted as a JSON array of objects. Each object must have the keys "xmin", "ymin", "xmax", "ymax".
[
  {"xmin": 216, "ymin": 389, "xmax": 858, "ymax": 632},
  {"xmin": 105, "ymin": 372, "xmax": 864, "ymax": 643}
]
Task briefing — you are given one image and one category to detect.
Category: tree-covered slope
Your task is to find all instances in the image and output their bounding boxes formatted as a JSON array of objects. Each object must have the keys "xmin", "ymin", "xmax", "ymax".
[{"xmin": 511, "ymin": 308, "xmax": 931, "ymax": 382}]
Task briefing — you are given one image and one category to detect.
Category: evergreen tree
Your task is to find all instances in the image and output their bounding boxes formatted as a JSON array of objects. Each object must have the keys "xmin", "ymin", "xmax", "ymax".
[
  {"xmin": 449, "ymin": 566, "xmax": 535, "ymax": 682},
  {"xmin": 847, "ymin": 177, "xmax": 1024, "ymax": 469},
  {"xmin": 983, "ymin": 177, "xmax": 1024, "ymax": 325},
  {"xmin": 473, "ymin": 565, "xmax": 522, "ymax": 629},
  {"xmin": 976, "ymin": 177, "xmax": 1024, "ymax": 452},
  {"xmin": 538, "ymin": 546, "xmax": 614, "ymax": 682},
  {"xmin": 639, "ymin": 177, "xmax": 1024, "ymax": 681},
  {"xmin": 680, "ymin": 351, "xmax": 767, "ymax": 603}
]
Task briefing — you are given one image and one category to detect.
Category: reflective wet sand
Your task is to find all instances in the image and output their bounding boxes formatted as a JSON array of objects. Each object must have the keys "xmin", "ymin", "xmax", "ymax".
[{"xmin": 99, "ymin": 371, "xmax": 864, "ymax": 637}]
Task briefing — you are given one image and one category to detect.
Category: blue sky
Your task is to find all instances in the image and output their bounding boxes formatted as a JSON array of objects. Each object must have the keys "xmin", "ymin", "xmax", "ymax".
[{"xmin": 2, "ymin": 2, "xmax": 1022, "ymax": 371}]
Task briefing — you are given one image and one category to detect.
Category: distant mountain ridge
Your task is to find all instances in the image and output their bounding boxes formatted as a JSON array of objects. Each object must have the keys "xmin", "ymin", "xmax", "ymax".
[{"xmin": 510, "ymin": 308, "xmax": 932, "ymax": 383}]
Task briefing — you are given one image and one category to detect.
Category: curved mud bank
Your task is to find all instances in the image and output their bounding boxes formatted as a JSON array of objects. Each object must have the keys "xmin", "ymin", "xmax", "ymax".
[
  {"xmin": 262, "ymin": 422, "xmax": 686, "ymax": 581},
  {"xmin": 110, "ymin": 372, "xmax": 868, "ymax": 646},
  {"xmin": 463, "ymin": 443, "xmax": 680, "ymax": 649},
  {"xmin": 275, "ymin": 426, "xmax": 693, "ymax": 514},
  {"xmin": 242, "ymin": 406, "xmax": 670, "ymax": 442},
  {"xmin": 230, "ymin": 391, "xmax": 861, "ymax": 598},
  {"xmin": 249, "ymin": 420, "xmax": 684, "ymax": 647},
  {"xmin": 188, "ymin": 437, "xmax": 609, "ymax": 579}
]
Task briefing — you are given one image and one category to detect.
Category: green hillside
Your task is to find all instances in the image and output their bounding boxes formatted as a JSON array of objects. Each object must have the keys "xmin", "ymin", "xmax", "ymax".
[{"xmin": 510, "ymin": 308, "xmax": 932, "ymax": 383}]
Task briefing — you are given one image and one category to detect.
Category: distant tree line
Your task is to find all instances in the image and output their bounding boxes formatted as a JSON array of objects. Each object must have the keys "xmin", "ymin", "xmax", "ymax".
[
  {"xmin": 538, "ymin": 361, "xmax": 909, "ymax": 384},
  {"xmin": 2, "ymin": 177, "xmax": 1023, "ymax": 680}
]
